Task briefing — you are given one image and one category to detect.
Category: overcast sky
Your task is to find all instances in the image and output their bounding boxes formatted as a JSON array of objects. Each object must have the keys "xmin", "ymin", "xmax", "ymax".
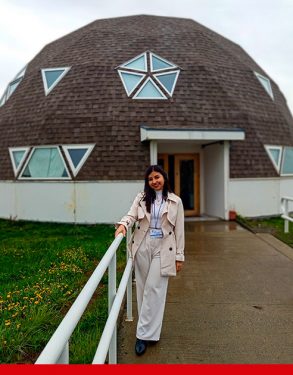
[{"xmin": 1, "ymin": 0, "xmax": 293, "ymax": 113}]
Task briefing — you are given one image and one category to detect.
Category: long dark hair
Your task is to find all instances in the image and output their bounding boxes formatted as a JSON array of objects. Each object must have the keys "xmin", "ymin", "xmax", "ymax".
[{"xmin": 143, "ymin": 165, "xmax": 171, "ymax": 213}]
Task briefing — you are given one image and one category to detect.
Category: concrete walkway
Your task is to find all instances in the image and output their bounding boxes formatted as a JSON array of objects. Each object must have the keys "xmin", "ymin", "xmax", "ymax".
[{"xmin": 117, "ymin": 221, "xmax": 293, "ymax": 364}]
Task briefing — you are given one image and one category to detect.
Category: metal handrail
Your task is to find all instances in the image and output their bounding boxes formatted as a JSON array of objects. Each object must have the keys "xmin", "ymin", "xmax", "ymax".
[
  {"xmin": 281, "ymin": 196, "xmax": 293, "ymax": 233},
  {"xmin": 35, "ymin": 232, "xmax": 133, "ymax": 364}
]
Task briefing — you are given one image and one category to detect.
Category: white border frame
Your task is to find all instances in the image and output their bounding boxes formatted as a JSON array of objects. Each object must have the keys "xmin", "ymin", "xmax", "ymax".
[
  {"xmin": 264, "ymin": 145, "xmax": 282, "ymax": 173},
  {"xmin": 280, "ymin": 146, "xmax": 293, "ymax": 176},
  {"xmin": 19, "ymin": 145, "xmax": 71, "ymax": 180},
  {"xmin": 133, "ymin": 77, "xmax": 167, "ymax": 100},
  {"xmin": 153, "ymin": 70, "xmax": 180, "ymax": 96},
  {"xmin": 62, "ymin": 144, "xmax": 95, "ymax": 177},
  {"xmin": 150, "ymin": 52, "xmax": 177, "ymax": 72},
  {"xmin": 0, "ymin": 64, "xmax": 27, "ymax": 106},
  {"xmin": 254, "ymin": 71, "xmax": 274, "ymax": 100},
  {"xmin": 119, "ymin": 52, "xmax": 147, "ymax": 72},
  {"xmin": 117, "ymin": 70, "xmax": 146, "ymax": 96},
  {"xmin": 41, "ymin": 67, "xmax": 71, "ymax": 96},
  {"xmin": 9, "ymin": 147, "xmax": 31, "ymax": 176}
]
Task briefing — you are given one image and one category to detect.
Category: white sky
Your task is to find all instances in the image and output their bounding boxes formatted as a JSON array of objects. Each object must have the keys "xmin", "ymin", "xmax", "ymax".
[{"xmin": 1, "ymin": 0, "xmax": 293, "ymax": 113}]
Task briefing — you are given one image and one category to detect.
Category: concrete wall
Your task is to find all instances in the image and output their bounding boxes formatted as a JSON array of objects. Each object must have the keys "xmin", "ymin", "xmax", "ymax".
[
  {"xmin": 228, "ymin": 177, "xmax": 293, "ymax": 217},
  {"xmin": 0, "ymin": 181, "xmax": 143, "ymax": 224}
]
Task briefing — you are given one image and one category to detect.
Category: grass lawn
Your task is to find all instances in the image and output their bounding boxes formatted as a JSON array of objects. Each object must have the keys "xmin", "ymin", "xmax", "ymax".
[
  {"xmin": 237, "ymin": 215, "xmax": 293, "ymax": 248},
  {"xmin": 0, "ymin": 219, "xmax": 126, "ymax": 364}
]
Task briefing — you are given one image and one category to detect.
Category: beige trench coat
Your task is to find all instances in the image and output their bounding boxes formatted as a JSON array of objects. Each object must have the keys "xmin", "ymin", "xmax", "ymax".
[{"xmin": 117, "ymin": 192, "xmax": 185, "ymax": 276}]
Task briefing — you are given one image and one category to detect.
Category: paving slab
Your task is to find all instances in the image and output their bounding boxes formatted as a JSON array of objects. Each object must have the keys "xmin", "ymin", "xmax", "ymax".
[{"xmin": 117, "ymin": 221, "xmax": 293, "ymax": 364}]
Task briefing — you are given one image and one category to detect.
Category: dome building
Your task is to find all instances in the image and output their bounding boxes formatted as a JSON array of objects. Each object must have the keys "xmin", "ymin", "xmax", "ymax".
[{"xmin": 1, "ymin": 15, "xmax": 293, "ymax": 223}]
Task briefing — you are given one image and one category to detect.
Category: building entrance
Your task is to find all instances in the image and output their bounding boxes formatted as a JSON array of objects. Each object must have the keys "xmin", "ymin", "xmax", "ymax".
[{"xmin": 158, "ymin": 153, "xmax": 200, "ymax": 216}]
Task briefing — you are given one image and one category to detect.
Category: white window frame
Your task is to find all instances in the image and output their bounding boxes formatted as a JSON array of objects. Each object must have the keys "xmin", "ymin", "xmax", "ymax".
[
  {"xmin": 9, "ymin": 147, "xmax": 31, "ymax": 176},
  {"xmin": 62, "ymin": 144, "xmax": 95, "ymax": 177},
  {"xmin": 117, "ymin": 70, "xmax": 146, "ymax": 96},
  {"xmin": 19, "ymin": 145, "xmax": 71, "ymax": 180},
  {"xmin": 133, "ymin": 77, "xmax": 167, "ymax": 100},
  {"xmin": 254, "ymin": 72, "xmax": 274, "ymax": 100},
  {"xmin": 119, "ymin": 52, "xmax": 147, "ymax": 72},
  {"xmin": 264, "ymin": 145, "xmax": 282, "ymax": 173},
  {"xmin": 0, "ymin": 65, "xmax": 27, "ymax": 106},
  {"xmin": 153, "ymin": 70, "xmax": 180, "ymax": 96},
  {"xmin": 150, "ymin": 52, "xmax": 177, "ymax": 72},
  {"xmin": 41, "ymin": 67, "xmax": 71, "ymax": 96},
  {"xmin": 280, "ymin": 146, "xmax": 293, "ymax": 176}
]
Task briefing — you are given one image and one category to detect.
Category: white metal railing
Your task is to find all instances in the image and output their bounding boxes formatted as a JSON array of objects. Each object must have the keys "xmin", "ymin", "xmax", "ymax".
[
  {"xmin": 35, "ymin": 231, "xmax": 133, "ymax": 365},
  {"xmin": 281, "ymin": 196, "xmax": 293, "ymax": 233}
]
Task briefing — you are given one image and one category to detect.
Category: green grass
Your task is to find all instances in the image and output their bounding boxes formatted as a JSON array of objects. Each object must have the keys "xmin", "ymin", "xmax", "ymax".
[
  {"xmin": 0, "ymin": 219, "xmax": 126, "ymax": 364},
  {"xmin": 237, "ymin": 215, "xmax": 293, "ymax": 248}
]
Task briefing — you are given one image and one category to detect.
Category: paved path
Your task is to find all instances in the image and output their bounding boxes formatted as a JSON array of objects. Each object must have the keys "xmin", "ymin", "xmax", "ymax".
[{"xmin": 117, "ymin": 221, "xmax": 293, "ymax": 364}]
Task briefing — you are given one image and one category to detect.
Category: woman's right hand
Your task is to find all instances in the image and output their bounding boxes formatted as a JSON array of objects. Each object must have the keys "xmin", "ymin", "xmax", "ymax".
[{"xmin": 115, "ymin": 224, "xmax": 127, "ymax": 237}]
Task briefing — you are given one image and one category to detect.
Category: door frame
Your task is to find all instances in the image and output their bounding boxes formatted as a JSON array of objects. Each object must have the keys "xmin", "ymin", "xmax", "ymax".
[{"xmin": 159, "ymin": 153, "xmax": 200, "ymax": 216}]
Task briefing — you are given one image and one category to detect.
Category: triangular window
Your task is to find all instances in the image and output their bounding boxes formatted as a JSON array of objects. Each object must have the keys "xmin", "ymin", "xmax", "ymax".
[
  {"xmin": 133, "ymin": 77, "xmax": 167, "ymax": 99},
  {"xmin": 265, "ymin": 145, "xmax": 282, "ymax": 173},
  {"xmin": 118, "ymin": 70, "xmax": 145, "ymax": 96},
  {"xmin": 41, "ymin": 67, "xmax": 71, "ymax": 95},
  {"xmin": 120, "ymin": 52, "xmax": 147, "ymax": 72},
  {"xmin": 9, "ymin": 147, "xmax": 31, "ymax": 176},
  {"xmin": 0, "ymin": 65, "xmax": 27, "ymax": 106},
  {"xmin": 20, "ymin": 146, "xmax": 70, "ymax": 179},
  {"xmin": 150, "ymin": 52, "xmax": 177, "ymax": 72},
  {"xmin": 281, "ymin": 147, "xmax": 293, "ymax": 175},
  {"xmin": 62, "ymin": 144, "xmax": 95, "ymax": 176},
  {"xmin": 153, "ymin": 70, "xmax": 180, "ymax": 96},
  {"xmin": 254, "ymin": 72, "xmax": 274, "ymax": 100}
]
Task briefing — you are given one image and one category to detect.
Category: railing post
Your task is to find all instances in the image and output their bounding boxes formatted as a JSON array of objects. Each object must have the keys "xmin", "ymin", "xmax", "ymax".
[
  {"xmin": 284, "ymin": 199, "xmax": 289, "ymax": 233},
  {"xmin": 56, "ymin": 342, "xmax": 69, "ymax": 364},
  {"xmin": 126, "ymin": 229, "xmax": 133, "ymax": 322},
  {"xmin": 108, "ymin": 252, "xmax": 117, "ymax": 364}
]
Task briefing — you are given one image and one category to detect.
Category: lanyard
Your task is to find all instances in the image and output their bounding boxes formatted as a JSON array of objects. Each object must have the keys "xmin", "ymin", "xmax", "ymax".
[{"xmin": 152, "ymin": 199, "xmax": 164, "ymax": 229}]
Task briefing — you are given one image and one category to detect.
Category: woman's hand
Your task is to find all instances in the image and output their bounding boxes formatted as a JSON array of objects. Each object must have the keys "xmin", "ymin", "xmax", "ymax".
[
  {"xmin": 115, "ymin": 224, "xmax": 127, "ymax": 237},
  {"xmin": 176, "ymin": 261, "xmax": 183, "ymax": 273}
]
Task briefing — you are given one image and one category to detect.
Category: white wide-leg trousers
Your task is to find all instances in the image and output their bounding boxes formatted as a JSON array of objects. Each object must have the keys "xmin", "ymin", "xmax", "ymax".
[{"xmin": 134, "ymin": 233, "xmax": 169, "ymax": 341}]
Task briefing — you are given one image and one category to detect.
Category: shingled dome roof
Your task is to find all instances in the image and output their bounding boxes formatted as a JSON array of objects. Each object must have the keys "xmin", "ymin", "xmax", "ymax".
[{"xmin": 1, "ymin": 14, "xmax": 293, "ymax": 180}]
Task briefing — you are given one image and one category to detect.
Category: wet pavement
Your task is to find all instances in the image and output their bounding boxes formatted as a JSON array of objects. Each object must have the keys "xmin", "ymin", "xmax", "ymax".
[{"xmin": 117, "ymin": 221, "xmax": 293, "ymax": 364}]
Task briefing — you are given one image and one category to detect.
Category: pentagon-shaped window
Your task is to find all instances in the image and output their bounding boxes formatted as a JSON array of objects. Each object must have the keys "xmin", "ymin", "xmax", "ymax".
[{"xmin": 117, "ymin": 51, "xmax": 180, "ymax": 100}]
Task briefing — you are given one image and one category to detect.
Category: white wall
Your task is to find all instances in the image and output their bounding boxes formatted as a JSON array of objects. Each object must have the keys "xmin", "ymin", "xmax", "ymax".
[
  {"xmin": 0, "ymin": 181, "xmax": 143, "ymax": 224},
  {"xmin": 203, "ymin": 143, "xmax": 227, "ymax": 218},
  {"xmin": 228, "ymin": 177, "xmax": 293, "ymax": 217}
]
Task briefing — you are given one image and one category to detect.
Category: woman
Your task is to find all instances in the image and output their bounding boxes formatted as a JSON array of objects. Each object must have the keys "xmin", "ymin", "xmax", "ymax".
[{"xmin": 115, "ymin": 165, "xmax": 185, "ymax": 356}]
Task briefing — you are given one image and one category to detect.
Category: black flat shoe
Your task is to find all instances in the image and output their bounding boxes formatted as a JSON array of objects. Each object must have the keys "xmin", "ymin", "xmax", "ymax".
[
  {"xmin": 148, "ymin": 340, "xmax": 159, "ymax": 346},
  {"xmin": 135, "ymin": 338, "xmax": 148, "ymax": 356}
]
